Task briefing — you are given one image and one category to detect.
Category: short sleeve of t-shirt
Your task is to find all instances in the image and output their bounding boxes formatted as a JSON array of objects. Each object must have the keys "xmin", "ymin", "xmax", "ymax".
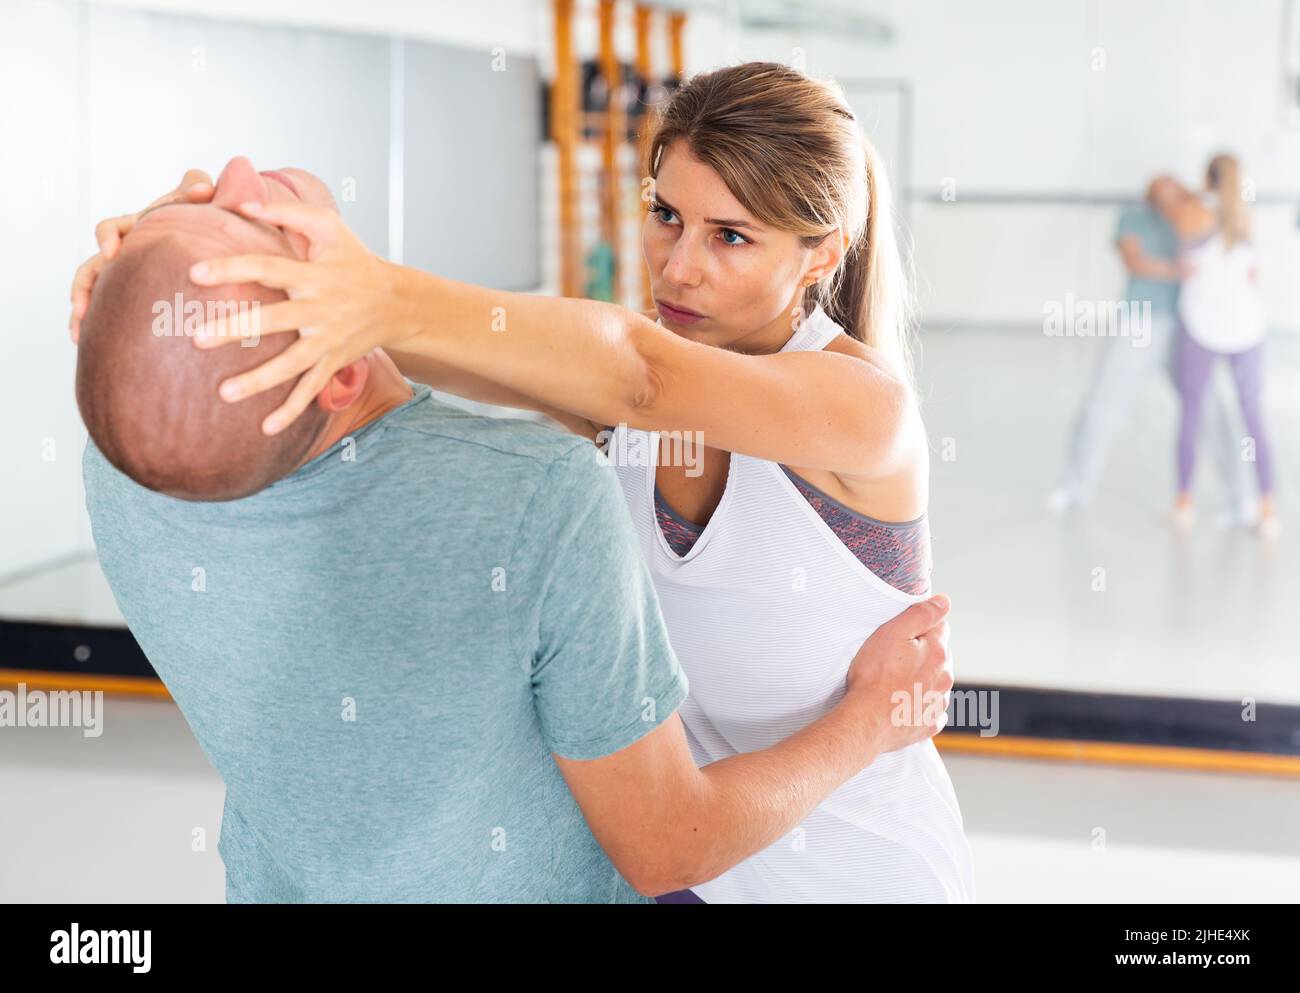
[
  {"xmin": 1115, "ymin": 206, "xmax": 1175, "ymax": 257},
  {"xmin": 510, "ymin": 441, "xmax": 688, "ymax": 761},
  {"xmin": 1114, "ymin": 206, "xmax": 1145, "ymax": 246}
]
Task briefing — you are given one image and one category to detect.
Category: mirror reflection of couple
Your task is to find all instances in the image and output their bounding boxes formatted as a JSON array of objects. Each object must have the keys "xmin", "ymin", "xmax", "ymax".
[
  {"xmin": 1053, "ymin": 155, "xmax": 1277, "ymax": 537},
  {"xmin": 70, "ymin": 63, "xmax": 976, "ymax": 903}
]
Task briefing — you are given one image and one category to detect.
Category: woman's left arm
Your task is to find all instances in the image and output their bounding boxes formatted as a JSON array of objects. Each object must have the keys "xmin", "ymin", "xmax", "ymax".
[{"xmin": 194, "ymin": 201, "xmax": 915, "ymax": 480}]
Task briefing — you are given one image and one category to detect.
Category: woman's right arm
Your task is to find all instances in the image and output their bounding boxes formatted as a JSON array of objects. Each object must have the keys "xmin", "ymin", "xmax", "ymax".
[
  {"xmin": 386, "ymin": 311, "xmax": 659, "ymax": 438},
  {"xmin": 67, "ymin": 174, "xmax": 602, "ymax": 440},
  {"xmin": 385, "ymin": 310, "xmax": 658, "ymax": 437},
  {"xmin": 393, "ymin": 351, "xmax": 601, "ymax": 440}
]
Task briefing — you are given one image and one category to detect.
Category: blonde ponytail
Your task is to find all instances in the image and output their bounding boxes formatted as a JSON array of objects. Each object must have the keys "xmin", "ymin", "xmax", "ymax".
[
  {"xmin": 816, "ymin": 135, "xmax": 915, "ymax": 387},
  {"xmin": 1208, "ymin": 153, "xmax": 1250, "ymax": 248}
]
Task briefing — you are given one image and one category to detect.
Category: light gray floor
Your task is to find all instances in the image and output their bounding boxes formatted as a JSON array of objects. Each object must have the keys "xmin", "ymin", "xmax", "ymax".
[
  {"xmin": 919, "ymin": 327, "xmax": 1300, "ymax": 704},
  {"xmin": 3, "ymin": 695, "xmax": 1297, "ymax": 902}
]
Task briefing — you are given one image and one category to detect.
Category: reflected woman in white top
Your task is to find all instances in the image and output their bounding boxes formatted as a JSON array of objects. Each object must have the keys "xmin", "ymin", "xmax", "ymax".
[{"xmin": 1169, "ymin": 154, "xmax": 1277, "ymax": 537}]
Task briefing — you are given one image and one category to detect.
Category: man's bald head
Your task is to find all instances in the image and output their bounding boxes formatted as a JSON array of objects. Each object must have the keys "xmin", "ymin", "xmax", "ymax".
[
  {"xmin": 76, "ymin": 206, "xmax": 328, "ymax": 501},
  {"xmin": 1146, "ymin": 174, "xmax": 1186, "ymax": 215}
]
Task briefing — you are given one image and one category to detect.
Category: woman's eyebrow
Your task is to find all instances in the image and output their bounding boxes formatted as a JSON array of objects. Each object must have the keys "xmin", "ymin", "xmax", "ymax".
[
  {"xmin": 706, "ymin": 215, "xmax": 758, "ymax": 229},
  {"xmin": 654, "ymin": 193, "xmax": 762, "ymax": 230}
]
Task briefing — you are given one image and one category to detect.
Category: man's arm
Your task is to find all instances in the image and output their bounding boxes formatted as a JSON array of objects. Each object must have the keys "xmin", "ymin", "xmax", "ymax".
[
  {"xmin": 520, "ymin": 443, "xmax": 951, "ymax": 898},
  {"xmin": 1118, "ymin": 234, "xmax": 1179, "ymax": 281},
  {"xmin": 552, "ymin": 597, "xmax": 952, "ymax": 897}
]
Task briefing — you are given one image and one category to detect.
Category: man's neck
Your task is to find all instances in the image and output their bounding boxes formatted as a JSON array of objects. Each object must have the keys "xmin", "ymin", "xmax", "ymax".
[{"xmin": 295, "ymin": 353, "xmax": 414, "ymax": 469}]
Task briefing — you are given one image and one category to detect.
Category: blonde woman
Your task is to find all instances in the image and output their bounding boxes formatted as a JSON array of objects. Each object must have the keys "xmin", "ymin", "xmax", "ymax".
[
  {"xmin": 1167, "ymin": 154, "xmax": 1276, "ymax": 536},
  {"xmin": 77, "ymin": 63, "xmax": 974, "ymax": 902}
]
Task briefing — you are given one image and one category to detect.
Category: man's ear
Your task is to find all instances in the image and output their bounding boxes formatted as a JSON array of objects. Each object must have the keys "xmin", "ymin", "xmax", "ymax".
[{"xmin": 316, "ymin": 358, "xmax": 370, "ymax": 413}]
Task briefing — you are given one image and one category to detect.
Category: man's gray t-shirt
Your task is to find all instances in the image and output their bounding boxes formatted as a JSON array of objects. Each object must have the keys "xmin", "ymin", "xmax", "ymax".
[
  {"xmin": 1115, "ymin": 206, "xmax": 1180, "ymax": 315},
  {"xmin": 82, "ymin": 381, "xmax": 688, "ymax": 902}
]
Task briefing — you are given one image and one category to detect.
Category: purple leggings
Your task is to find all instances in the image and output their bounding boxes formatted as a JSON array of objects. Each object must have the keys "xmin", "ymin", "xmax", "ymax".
[
  {"xmin": 1177, "ymin": 330, "xmax": 1273, "ymax": 495},
  {"xmin": 655, "ymin": 889, "xmax": 706, "ymax": 904}
]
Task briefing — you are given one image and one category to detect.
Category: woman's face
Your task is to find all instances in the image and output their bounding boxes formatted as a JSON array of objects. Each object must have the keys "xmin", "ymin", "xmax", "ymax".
[{"xmin": 642, "ymin": 141, "xmax": 833, "ymax": 353}]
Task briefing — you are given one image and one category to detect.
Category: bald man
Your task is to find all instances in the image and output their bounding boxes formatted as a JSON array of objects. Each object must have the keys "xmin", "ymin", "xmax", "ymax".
[
  {"xmin": 76, "ymin": 157, "xmax": 950, "ymax": 903},
  {"xmin": 76, "ymin": 162, "xmax": 369, "ymax": 500}
]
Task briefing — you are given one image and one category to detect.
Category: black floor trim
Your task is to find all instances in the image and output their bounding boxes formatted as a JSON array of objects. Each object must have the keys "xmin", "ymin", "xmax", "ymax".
[
  {"xmin": 946, "ymin": 683, "xmax": 1300, "ymax": 757},
  {"xmin": 1, "ymin": 620, "xmax": 155, "ymax": 680}
]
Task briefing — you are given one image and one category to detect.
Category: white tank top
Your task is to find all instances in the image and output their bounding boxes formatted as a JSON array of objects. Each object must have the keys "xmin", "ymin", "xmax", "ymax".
[
  {"xmin": 605, "ymin": 305, "xmax": 976, "ymax": 903},
  {"xmin": 1177, "ymin": 230, "xmax": 1265, "ymax": 353}
]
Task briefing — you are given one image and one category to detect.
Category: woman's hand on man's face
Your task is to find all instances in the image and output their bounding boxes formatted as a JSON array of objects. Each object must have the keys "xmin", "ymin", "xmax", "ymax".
[
  {"xmin": 69, "ymin": 169, "xmax": 215, "ymax": 343},
  {"xmin": 188, "ymin": 199, "xmax": 405, "ymax": 437}
]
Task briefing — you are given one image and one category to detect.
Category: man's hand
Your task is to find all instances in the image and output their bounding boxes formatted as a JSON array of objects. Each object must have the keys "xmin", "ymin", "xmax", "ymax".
[
  {"xmin": 844, "ymin": 594, "xmax": 954, "ymax": 755},
  {"xmin": 69, "ymin": 169, "xmax": 215, "ymax": 343}
]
